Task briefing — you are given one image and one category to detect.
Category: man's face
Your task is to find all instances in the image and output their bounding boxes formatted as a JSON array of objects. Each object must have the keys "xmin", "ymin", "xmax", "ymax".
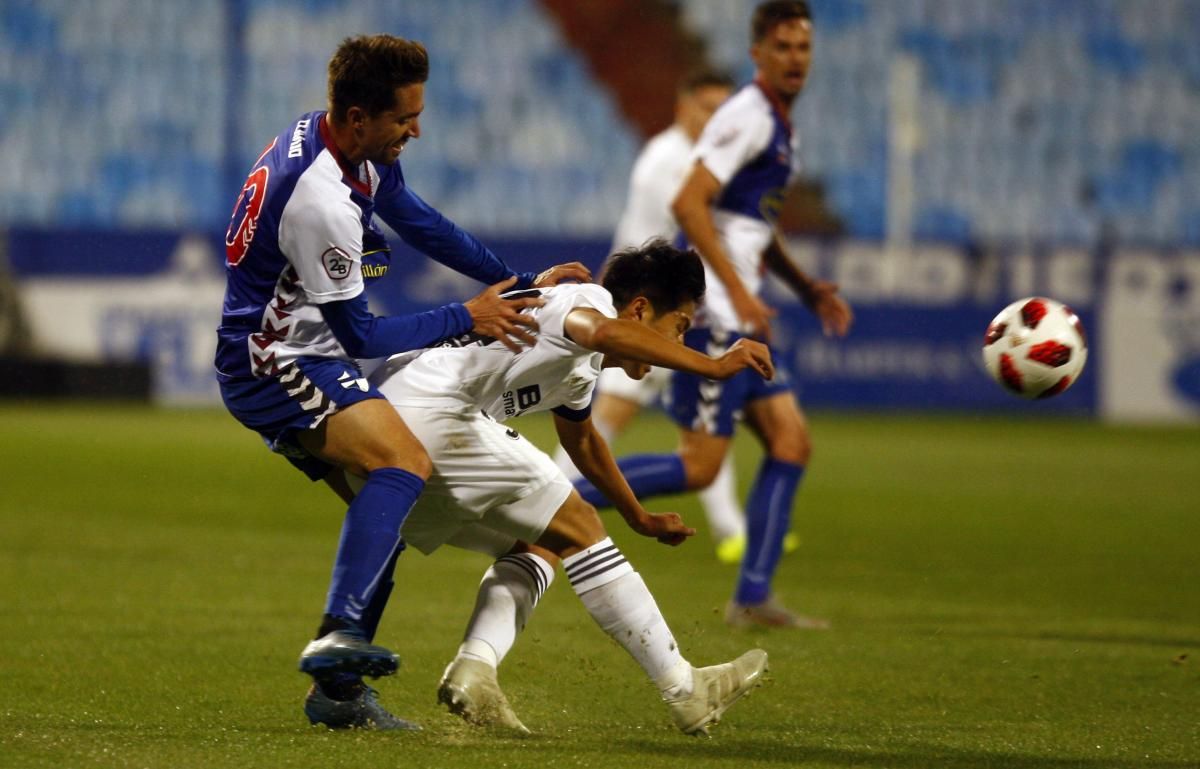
[
  {"xmin": 355, "ymin": 83, "xmax": 424, "ymax": 165},
  {"xmin": 617, "ymin": 299, "xmax": 696, "ymax": 380},
  {"xmin": 751, "ymin": 18, "xmax": 812, "ymax": 100},
  {"xmin": 677, "ymin": 84, "xmax": 732, "ymax": 141}
]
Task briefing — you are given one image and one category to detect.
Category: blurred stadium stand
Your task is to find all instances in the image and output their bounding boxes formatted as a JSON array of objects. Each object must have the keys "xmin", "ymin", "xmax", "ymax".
[
  {"xmin": 679, "ymin": 0, "xmax": 1200, "ymax": 246},
  {"xmin": 0, "ymin": 1, "xmax": 1197, "ymax": 419},
  {"xmin": 0, "ymin": 0, "xmax": 1194, "ymax": 245}
]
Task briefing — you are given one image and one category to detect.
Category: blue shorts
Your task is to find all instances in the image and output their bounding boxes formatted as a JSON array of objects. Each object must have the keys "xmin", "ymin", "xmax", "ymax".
[
  {"xmin": 219, "ymin": 356, "xmax": 384, "ymax": 481},
  {"xmin": 666, "ymin": 328, "xmax": 794, "ymax": 437}
]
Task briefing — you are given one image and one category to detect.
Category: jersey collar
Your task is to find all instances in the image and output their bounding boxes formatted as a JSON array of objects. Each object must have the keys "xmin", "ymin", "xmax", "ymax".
[
  {"xmin": 754, "ymin": 77, "xmax": 793, "ymax": 135},
  {"xmin": 318, "ymin": 113, "xmax": 373, "ymax": 196}
]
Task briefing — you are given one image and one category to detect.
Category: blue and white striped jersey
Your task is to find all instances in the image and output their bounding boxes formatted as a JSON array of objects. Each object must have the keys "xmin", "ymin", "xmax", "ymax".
[{"xmin": 215, "ymin": 111, "xmax": 532, "ymax": 381}]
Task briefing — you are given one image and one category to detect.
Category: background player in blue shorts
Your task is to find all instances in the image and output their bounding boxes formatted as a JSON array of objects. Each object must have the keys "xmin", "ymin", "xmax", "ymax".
[
  {"xmin": 215, "ymin": 34, "xmax": 587, "ymax": 728},
  {"xmin": 575, "ymin": 1, "xmax": 853, "ymax": 629}
]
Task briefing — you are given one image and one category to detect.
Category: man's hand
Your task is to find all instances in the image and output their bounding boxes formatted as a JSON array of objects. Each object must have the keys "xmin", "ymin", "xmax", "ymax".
[
  {"xmin": 713, "ymin": 338, "xmax": 774, "ymax": 380},
  {"xmin": 630, "ymin": 511, "xmax": 696, "ymax": 546},
  {"xmin": 462, "ymin": 276, "xmax": 543, "ymax": 352},
  {"xmin": 731, "ymin": 288, "xmax": 777, "ymax": 342},
  {"xmin": 805, "ymin": 280, "xmax": 853, "ymax": 338},
  {"xmin": 533, "ymin": 262, "xmax": 592, "ymax": 287}
]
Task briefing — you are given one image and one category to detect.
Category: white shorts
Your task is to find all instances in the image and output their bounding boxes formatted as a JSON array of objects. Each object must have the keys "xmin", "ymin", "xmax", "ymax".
[
  {"xmin": 596, "ymin": 365, "xmax": 671, "ymax": 407},
  {"xmin": 395, "ymin": 406, "xmax": 574, "ymax": 557}
]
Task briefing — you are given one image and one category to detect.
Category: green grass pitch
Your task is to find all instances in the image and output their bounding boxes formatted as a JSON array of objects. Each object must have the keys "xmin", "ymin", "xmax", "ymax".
[{"xmin": 1, "ymin": 404, "xmax": 1197, "ymax": 768}]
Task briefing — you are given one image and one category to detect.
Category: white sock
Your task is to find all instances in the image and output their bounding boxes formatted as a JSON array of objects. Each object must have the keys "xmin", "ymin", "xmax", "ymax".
[
  {"xmin": 457, "ymin": 552, "xmax": 555, "ymax": 668},
  {"xmin": 699, "ymin": 454, "xmax": 746, "ymax": 543},
  {"xmin": 552, "ymin": 419, "xmax": 617, "ymax": 479},
  {"xmin": 563, "ymin": 538, "xmax": 693, "ymax": 698}
]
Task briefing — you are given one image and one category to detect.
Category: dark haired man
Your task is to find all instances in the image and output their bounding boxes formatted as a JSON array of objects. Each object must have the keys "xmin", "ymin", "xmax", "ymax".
[
  {"xmin": 215, "ymin": 33, "xmax": 588, "ymax": 728},
  {"xmin": 575, "ymin": 0, "xmax": 854, "ymax": 629},
  {"xmin": 365, "ymin": 241, "xmax": 774, "ymax": 735}
]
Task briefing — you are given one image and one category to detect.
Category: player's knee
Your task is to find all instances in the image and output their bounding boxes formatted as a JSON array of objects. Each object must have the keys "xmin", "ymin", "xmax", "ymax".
[
  {"xmin": 359, "ymin": 439, "xmax": 432, "ymax": 480},
  {"xmin": 680, "ymin": 453, "xmax": 724, "ymax": 490},
  {"xmin": 766, "ymin": 427, "xmax": 811, "ymax": 465},
  {"xmin": 537, "ymin": 495, "xmax": 607, "ymax": 557}
]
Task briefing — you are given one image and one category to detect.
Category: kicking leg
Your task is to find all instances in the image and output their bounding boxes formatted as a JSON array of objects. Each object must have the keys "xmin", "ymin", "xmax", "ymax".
[{"xmin": 542, "ymin": 493, "xmax": 768, "ymax": 735}]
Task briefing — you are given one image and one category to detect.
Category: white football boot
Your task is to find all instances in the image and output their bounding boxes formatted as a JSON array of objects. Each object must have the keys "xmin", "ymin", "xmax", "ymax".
[
  {"xmin": 437, "ymin": 657, "xmax": 530, "ymax": 734},
  {"xmin": 665, "ymin": 649, "xmax": 769, "ymax": 736}
]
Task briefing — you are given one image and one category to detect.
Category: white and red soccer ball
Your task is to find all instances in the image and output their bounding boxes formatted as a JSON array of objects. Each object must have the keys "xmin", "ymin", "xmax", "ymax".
[{"xmin": 982, "ymin": 297, "xmax": 1088, "ymax": 399}]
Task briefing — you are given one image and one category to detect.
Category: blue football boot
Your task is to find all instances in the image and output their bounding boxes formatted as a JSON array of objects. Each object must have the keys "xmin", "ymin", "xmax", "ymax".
[
  {"xmin": 298, "ymin": 629, "xmax": 400, "ymax": 679},
  {"xmin": 304, "ymin": 684, "xmax": 421, "ymax": 730}
]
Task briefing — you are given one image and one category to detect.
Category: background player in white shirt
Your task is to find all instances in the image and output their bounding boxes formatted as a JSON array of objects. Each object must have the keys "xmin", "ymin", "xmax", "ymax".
[
  {"xmin": 553, "ymin": 70, "xmax": 776, "ymax": 565},
  {"xmin": 369, "ymin": 241, "xmax": 775, "ymax": 735},
  {"xmin": 574, "ymin": 1, "xmax": 853, "ymax": 629}
]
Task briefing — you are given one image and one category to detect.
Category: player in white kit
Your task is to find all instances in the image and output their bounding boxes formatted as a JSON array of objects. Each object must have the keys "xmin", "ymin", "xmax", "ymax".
[
  {"xmin": 573, "ymin": 1, "xmax": 853, "ymax": 629},
  {"xmin": 369, "ymin": 241, "xmax": 774, "ymax": 735},
  {"xmin": 552, "ymin": 70, "xmax": 772, "ymax": 565}
]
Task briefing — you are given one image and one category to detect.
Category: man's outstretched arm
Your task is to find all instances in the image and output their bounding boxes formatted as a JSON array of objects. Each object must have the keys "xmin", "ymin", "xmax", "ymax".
[
  {"xmin": 552, "ymin": 413, "xmax": 693, "ymax": 546},
  {"xmin": 563, "ymin": 308, "xmax": 775, "ymax": 381}
]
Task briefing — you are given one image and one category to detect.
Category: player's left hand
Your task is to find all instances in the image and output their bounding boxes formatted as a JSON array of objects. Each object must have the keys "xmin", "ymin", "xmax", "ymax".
[
  {"xmin": 534, "ymin": 262, "xmax": 592, "ymax": 287},
  {"xmin": 633, "ymin": 512, "xmax": 696, "ymax": 547},
  {"xmin": 807, "ymin": 280, "xmax": 854, "ymax": 337}
]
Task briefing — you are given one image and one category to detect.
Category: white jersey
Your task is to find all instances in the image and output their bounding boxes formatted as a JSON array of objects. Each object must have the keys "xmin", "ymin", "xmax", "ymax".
[
  {"xmin": 691, "ymin": 84, "xmax": 801, "ymax": 334},
  {"xmin": 611, "ymin": 124, "xmax": 694, "ymax": 251},
  {"xmin": 372, "ymin": 283, "xmax": 616, "ymax": 420}
]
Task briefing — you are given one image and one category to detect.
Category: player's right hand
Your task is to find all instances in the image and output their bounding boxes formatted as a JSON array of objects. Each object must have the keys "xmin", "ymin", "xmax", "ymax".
[
  {"xmin": 463, "ymin": 276, "xmax": 543, "ymax": 352},
  {"xmin": 713, "ymin": 338, "xmax": 774, "ymax": 381},
  {"xmin": 632, "ymin": 512, "xmax": 696, "ymax": 547},
  {"xmin": 732, "ymin": 290, "xmax": 777, "ymax": 342}
]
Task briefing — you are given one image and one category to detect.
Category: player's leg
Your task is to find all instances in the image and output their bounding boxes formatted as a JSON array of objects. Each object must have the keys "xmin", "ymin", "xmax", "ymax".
[
  {"xmin": 700, "ymin": 453, "xmax": 748, "ymax": 563},
  {"xmin": 219, "ymin": 361, "xmax": 425, "ymax": 728},
  {"xmin": 729, "ymin": 390, "xmax": 827, "ymax": 629},
  {"xmin": 438, "ymin": 535, "xmax": 559, "ymax": 733},
  {"xmin": 295, "ymin": 396, "xmax": 431, "ymax": 678},
  {"xmin": 535, "ymin": 493, "xmax": 768, "ymax": 735}
]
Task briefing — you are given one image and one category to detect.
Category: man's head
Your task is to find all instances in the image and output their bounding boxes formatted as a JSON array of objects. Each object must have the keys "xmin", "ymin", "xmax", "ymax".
[
  {"xmin": 750, "ymin": 0, "xmax": 813, "ymax": 102},
  {"xmin": 675, "ymin": 70, "xmax": 735, "ymax": 142},
  {"xmin": 601, "ymin": 240, "xmax": 706, "ymax": 379},
  {"xmin": 327, "ymin": 35, "xmax": 429, "ymax": 164}
]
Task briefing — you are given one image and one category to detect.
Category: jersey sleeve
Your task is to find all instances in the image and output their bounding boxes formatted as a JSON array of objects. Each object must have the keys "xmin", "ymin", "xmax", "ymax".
[
  {"xmin": 692, "ymin": 99, "xmax": 773, "ymax": 186},
  {"xmin": 543, "ymin": 283, "xmax": 618, "ymax": 343},
  {"xmin": 277, "ymin": 173, "xmax": 366, "ymax": 305},
  {"xmin": 374, "ymin": 169, "xmax": 537, "ymax": 288}
]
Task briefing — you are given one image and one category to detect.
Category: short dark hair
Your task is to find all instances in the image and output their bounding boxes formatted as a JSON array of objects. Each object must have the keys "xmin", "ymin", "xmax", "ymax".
[
  {"xmin": 327, "ymin": 35, "xmax": 429, "ymax": 121},
  {"xmin": 678, "ymin": 68, "xmax": 735, "ymax": 96},
  {"xmin": 751, "ymin": 0, "xmax": 811, "ymax": 43},
  {"xmin": 602, "ymin": 239, "xmax": 706, "ymax": 313}
]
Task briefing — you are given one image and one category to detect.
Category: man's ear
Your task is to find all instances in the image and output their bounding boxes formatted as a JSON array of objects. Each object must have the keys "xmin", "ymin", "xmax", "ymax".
[
  {"xmin": 630, "ymin": 296, "xmax": 652, "ymax": 321},
  {"xmin": 346, "ymin": 106, "xmax": 367, "ymax": 129}
]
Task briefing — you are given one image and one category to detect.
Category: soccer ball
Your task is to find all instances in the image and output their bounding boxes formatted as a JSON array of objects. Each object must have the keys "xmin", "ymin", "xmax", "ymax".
[{"xmin": 982, "ymin": 297, "xmax": 1088, "ymax": 399}]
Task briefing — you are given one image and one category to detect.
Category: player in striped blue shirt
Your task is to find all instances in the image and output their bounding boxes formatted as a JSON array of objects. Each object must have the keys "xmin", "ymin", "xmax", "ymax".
[{"xmin": 215, "ymin": 34, "xmax": 587, "ymax": 728}]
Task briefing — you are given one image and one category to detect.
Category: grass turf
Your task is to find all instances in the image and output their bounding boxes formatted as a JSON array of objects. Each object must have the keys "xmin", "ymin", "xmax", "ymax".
[{"xmin": 0, "ymin": 404, "xmax": 1197, "ymax": 768}]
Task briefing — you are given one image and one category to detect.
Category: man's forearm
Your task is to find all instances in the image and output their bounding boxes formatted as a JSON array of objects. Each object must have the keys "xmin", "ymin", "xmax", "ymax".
[
  {"xmin": 763, "ymin": 237, "xmax": 816, "ymax": 305},
  {"xmin": 562, "ymin": 430, "xmax": 646, "ymax": 528},
  {"xmin": 587, "ymin": 320, "xmax": 720, "ymax": 378}
]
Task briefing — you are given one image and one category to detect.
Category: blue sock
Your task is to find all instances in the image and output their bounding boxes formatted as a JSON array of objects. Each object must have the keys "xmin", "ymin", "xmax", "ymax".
[
  {"xmin": 574, "ymin": 454, "xmax": 687, "ymax": 507},
  {"xmin": 735, "ymin": 459, "xmax": 804, "ymax": 605},
  {"xmin": 324, "ymin": 468, "xmax": 424, "ymax": 623},
  {"xmin": 359, "ymin": 540, "xmax": 405, "ymax": 643}
]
